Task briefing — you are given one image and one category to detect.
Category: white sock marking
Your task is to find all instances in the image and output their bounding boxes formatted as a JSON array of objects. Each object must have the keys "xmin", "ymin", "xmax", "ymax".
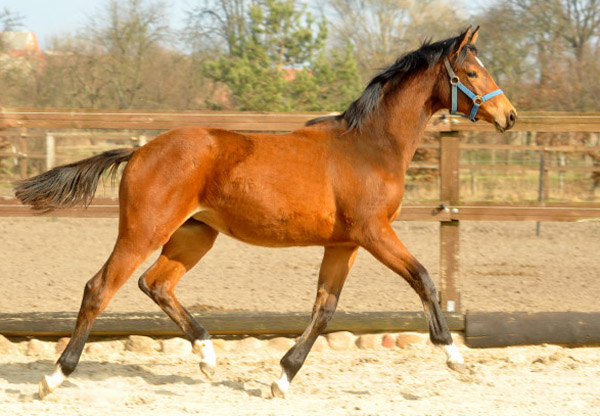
[
  {"xmin": 46, "ymin": 366, "xmax": 66, "ymax": 390},
  {"xmin": 274, "ymin": 368, "xmax": 290, "ymax": 394},
  {"xmin": 444, "ymin": 343, "xmax": 464, "ymax": 364},
  {"xmin": 193, "ymin": 339, "xmax": 216, "ymax": 367}
]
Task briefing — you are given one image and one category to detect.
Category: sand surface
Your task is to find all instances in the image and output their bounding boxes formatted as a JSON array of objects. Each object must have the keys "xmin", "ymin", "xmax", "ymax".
[
  {"xmin": 1, "ymin": 218, "xmax": 598, "ymax": 314},
  {"xmin": 1, "ymin": 218, "xmax": 599, "ymax": 415},
  {"xmin": 0, "ymin": 338, "xmax": 599, "ymax": 416}
]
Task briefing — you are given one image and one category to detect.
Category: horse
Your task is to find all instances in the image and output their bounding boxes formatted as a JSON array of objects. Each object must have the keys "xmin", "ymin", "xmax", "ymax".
[{"xmin": 14, "ymin": 26, "xmax": 516, "ymax": 399}]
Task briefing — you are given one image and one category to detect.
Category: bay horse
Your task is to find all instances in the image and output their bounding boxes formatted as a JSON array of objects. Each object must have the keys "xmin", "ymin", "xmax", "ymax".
[{"xmin": 14, "ymin": 26, "xmax": 516, "ymax": 399}]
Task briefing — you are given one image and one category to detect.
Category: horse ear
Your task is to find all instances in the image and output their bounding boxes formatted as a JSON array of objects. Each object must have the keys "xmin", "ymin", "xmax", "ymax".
[
  {"xmin": 454, "ymin": 26, "xmax": 472, "ymax": 55},
  {"xmin": 468, "ymin": 25, "xmax": 480, "ymax": 45}
]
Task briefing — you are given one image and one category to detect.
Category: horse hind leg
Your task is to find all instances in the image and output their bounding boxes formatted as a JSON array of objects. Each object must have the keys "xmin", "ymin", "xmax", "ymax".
[
  {"xmin": 138, "ymin": 219, "xmax": 219, "ymax": 379},
  {"xmin": 272, "ymin": 245, "xmax": 358, "ymax": 398},
  {"xmin": 39, "ymin": 233, "xmax": 162, "ymax": 399}
]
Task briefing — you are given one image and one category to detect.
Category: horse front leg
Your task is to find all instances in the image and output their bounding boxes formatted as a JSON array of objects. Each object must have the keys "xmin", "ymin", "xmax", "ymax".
[
  {"xmin": 271, "ymin": 245, "xmax": 358, "ymax": 398},
  {"xmin": 358, "ymin": 221, "xmax": 465, "ymax": 371}
]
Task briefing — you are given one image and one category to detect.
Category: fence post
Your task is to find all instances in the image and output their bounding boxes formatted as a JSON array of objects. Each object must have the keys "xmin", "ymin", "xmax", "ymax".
[
  {"xmin": 439, "ymin": 131, "xmax": 461, "ymax": 313},
  {"xmin": 543, "ymin": 151, "xmax": 550, "ymax": 201},
  {"xmin": 46, "ymin": 132, "xmax": 55, "ymax": 170},
  {"xmin": 536, "ymin": 150, "xmax": 547, "ymax": 236},
  {"xmin": 19, "ymin": 128, "xmax": 28, "ymax": 179}
]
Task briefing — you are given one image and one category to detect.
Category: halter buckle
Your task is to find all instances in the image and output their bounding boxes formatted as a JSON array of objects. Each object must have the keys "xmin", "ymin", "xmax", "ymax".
[
  {"xmin": 450, "ymin": 76, "xmax": 459, "ymax": 85},
  {"xmin": 473, "ymin": 96, "xmax": 483, "ymax": 105}
]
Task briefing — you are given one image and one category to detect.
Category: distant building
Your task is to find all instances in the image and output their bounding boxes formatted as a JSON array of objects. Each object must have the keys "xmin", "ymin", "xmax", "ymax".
[{"xmin": 0, "ymin": 31, "xmax": 44, "ymax": 60}]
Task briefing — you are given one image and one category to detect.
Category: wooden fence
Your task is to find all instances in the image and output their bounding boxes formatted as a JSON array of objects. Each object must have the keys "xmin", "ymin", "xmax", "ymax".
[{"xmin": 1, "ymin": 109, "xmax": 600, "ymax": 345}]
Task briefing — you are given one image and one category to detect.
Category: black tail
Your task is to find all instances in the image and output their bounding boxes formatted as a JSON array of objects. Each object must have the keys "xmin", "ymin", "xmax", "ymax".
[{"xmin": 14, "ymin": 148, "xmax": 135, "ymax": 212}]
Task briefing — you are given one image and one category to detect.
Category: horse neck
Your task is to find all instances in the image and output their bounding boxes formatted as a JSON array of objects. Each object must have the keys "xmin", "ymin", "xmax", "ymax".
[{"xmin": 359, "ymin": 66, "xmax": 440, "ymax": 171}]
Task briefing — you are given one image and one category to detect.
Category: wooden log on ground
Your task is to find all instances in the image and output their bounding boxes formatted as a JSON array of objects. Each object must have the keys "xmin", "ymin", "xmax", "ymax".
[
  {"xmin": 465, "ymin": 311, "xmax": 600, "ymax": 348},
  {"xmin": 0, "ymin": 311, "xmax": 464, "ymax": 337}
]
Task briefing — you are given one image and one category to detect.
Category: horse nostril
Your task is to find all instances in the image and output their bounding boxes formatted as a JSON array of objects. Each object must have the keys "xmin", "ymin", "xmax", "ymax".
[{"xmin": 508, "ymin": 110, "xmax": 517, "ymax": 128}]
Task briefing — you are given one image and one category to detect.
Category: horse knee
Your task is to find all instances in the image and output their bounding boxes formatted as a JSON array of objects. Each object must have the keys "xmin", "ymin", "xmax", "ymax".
[
  {"xmin": 314, "ymin": 295, "xmax": 338, "ymax": 333},
  {"xmin": 81, "ymin": 277, "xmax": 107, "ymax": 314}
]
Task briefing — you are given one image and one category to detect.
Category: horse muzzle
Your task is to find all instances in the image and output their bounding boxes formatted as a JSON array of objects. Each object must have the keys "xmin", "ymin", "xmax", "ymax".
[{"xmin": 494, "ymin": 109, "xmax": 517, "ymax": 132}]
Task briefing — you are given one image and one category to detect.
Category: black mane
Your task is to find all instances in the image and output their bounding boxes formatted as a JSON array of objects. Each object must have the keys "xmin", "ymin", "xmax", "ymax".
[{"xmin": 306, "ymin": 29, "xmax": 476, "ymax": 130}]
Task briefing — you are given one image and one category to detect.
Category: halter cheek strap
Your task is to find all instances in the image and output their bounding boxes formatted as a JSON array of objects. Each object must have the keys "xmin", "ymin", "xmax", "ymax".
[{"xmin": 443, "ymin": 58, "xmax": 503, "ymax": 122}]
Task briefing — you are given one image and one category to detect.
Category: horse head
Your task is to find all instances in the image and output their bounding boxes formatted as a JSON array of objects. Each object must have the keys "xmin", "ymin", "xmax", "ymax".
[{"xmin": 437, "ymin": 26, "xmax": 517, "ymax": 132}]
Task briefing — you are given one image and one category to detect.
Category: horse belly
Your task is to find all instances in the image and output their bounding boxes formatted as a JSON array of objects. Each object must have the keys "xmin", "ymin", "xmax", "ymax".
[
  {"xmin": 192, "ymin": 208, "xmax": 337, "ymax": 247},
  {"xmin": 193, "ymin": 189, "xmax": 339, "ymax": 247}
]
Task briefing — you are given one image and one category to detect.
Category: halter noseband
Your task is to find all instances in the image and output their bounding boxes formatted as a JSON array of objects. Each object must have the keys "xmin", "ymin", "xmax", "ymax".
[{"xmin": 443, "ymin": 57, "xmax": 503, "ymax": 122}]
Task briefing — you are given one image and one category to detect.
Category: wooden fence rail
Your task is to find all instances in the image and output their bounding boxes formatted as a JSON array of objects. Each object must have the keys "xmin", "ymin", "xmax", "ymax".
[
  {"xmin": 1, "ymin": 109, "xmax": 599, "ymax": 319},
  {"xmin": 2, "ymin": 108, "xmax": 600, "ymax": 132}
]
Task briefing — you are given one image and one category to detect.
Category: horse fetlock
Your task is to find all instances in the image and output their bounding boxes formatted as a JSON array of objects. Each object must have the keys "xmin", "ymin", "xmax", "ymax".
[
  {"xmin": 38, "ymin": 366, "xmax": 65, "ymax": 400},
  {"xmin": 429, "ymin": 330, "xmax": 453, "ymax": 346},
  {"xmin": 193, "ymin": 339, "xmax": 216, "ymax": 364},
  {"xmin": 443, "ymin": 342, "xmax": 465, "ymax": 373},
  {"xmin": 271, "ymin": 368, "xmax": 290, "ymax": 399},
  {"xmin": 193, "ymin": 339, "xmax": 216, "ymax": 379}
]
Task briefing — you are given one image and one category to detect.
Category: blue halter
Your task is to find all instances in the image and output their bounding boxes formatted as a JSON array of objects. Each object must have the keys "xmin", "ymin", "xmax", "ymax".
[{"xmin": 443, "ymin": 57, "xmax": 504, "ymax": 122}]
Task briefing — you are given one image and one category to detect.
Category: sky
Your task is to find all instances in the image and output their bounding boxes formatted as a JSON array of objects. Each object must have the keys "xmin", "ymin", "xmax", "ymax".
[
  {"xmin": 3, "ymin": 0, "xmax": 192, "ymax": 48},
  {"xmin": 3, "ymin": 0, "xmax": 490, "ymax": 50}
]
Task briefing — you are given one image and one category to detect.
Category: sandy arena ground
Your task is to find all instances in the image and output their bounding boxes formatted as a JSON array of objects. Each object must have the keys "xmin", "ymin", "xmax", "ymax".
[
  {"xmin": 0, "ymin": 337, "xmax": 599, "ymax": 416},
  {"xmin": 1, "ymin": 218, "xmax": 598, "ymax": 313},
  {"xmin": 1, "ymin": 218, "xmax": 599, "ymax": 415}
]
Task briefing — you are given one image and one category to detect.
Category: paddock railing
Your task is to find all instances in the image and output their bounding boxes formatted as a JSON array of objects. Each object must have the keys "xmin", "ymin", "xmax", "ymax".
[{"xmin": 1, "ymin": 108, "xmax": 599, "ymax": 342}]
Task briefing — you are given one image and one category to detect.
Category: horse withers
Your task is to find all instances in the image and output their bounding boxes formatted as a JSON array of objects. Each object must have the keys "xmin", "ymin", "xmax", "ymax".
[{"xmin": 14, "ymin": 26, "xmax": 516, "ymax": 399}]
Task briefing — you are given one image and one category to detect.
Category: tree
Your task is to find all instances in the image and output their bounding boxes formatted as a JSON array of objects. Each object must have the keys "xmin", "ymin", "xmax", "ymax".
[
  {"xmin": 0, "ymin": 8, "xmax": 28, "ymax": 106},
  {"xmin": 0, "ymin": 8, "xmax": 23, "ymax": 45},
  {"xmin": 293, "ymin": 42, "xmax": 363, "ymax": 111},
  {"xmin": 474, "ymin": 4, "xmax": 537, "ymax": 107},
  {"xmin": 185, "ymin": 0, "xmax": 249, "ymax": 55},
  {"xmin": 197, "ymin": 0, "xmax": 361, "ymax": 111},
  {"xmin": 476, "ymin": 0, "xmax": 600, "ymax": 111},
  {"xmin": 510, "ymin": 0, "xmax": 600, "ymax": 62},
  {"xmin": 85, "ymin": 0, "xmax": 171, "ymax": 109},
  {"xmin": 326, "ymin": 0, "xmax": 468, "ymax": 79}
]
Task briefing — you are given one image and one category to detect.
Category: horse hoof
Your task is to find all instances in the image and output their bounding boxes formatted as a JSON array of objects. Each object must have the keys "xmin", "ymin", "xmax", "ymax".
[
  {"xmin": 38, "ymin": 367, "xmax": 65, "ymax": 400},
  {"xmin": 38, "ymin": 376, "xmax": 54, "ymax": 400},
  {"xmin": 447, "ymin": 361, "xmax": 467, "ymax": 373},
  {"xmin": 271, "ymin": 369, "xmax": 289, "ymax": 399},
  {"xmin": 199, "ymin": 362, "xmax": 215, "ymax": 380},
  {"xmin": 271, "ymin": 381, "xmax": 286, "ymax": 399}
]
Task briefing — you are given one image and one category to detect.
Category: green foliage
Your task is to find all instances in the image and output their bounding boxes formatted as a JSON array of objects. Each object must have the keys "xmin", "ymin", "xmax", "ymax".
[
  {"xmin": 293, "ymin": 42, "xmax": 364, "ymax": 111},
  {"xmin": 201, "ymin": 0, "xmax": 362, "ymax": 111},
  {"xmin": 203, "ymin": 56, "xmax": 286, "ymax": 110}
]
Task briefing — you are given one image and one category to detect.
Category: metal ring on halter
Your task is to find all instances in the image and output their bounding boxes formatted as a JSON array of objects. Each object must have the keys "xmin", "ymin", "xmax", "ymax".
[
  {"xmin": 473, "ymin": 96, "xmax": 483, "ymax": 104},
  {"xmin": 450, "ymin": 76, "xmax": 459, "ymax": 85}
]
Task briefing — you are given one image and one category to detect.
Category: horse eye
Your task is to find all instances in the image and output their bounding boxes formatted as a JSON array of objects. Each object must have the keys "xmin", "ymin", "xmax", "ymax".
[{"xmin": 467, "ymin": 71, "xmax": 478, "ymax": 78}]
